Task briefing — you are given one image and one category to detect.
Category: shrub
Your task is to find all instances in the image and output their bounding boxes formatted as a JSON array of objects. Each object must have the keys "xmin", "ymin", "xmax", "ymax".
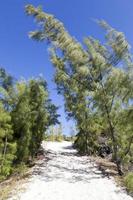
[{"xmin": 124, "ymin": 172, "xmax": 133, "ymax": 195}]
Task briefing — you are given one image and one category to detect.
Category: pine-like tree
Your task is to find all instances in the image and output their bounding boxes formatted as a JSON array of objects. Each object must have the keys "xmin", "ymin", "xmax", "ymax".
[
  {"xmin": 11, "ymin": 82, "xmax": 31, "ymax": 163},
  {"xmin": 26, "ymin": 5, "xmax": 133, "ymax": 174},
  {"xmin": 0, "ymin": 102, "xmax": 16, "ymax": 179},
  {"xmin": 28, "ymin": 78, "xmax": 49, "ymax": 157}
]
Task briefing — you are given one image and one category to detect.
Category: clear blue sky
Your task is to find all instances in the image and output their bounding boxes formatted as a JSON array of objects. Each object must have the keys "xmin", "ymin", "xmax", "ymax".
[{"xmin": 0, "ymin": 0, "xmax": 133, "ymax": 135}]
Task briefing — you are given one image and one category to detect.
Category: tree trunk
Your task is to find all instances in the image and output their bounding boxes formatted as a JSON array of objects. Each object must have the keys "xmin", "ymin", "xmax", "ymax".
[
  {"xmin": 99, "ymin": 78, "xmax": 123, "ymax": 175},
  {"xmin": 1, "ymin": 136, "xmax": 8, "ymax": 171}
]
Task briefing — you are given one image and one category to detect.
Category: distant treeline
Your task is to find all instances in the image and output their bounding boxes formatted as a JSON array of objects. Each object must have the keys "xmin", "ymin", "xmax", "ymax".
[{"xmin": 45, "ymin": 125, "xmax": 76, "ymax": 142}]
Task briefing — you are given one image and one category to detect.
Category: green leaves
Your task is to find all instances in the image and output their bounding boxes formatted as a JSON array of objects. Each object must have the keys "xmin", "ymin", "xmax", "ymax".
[
  {"xmin": 26, "ymin": 5, "xmax": 133, "ymax": 173},
  {"xmin": 0, "ymin": 69, "xmax": 59, "ymax": 180},
  {"xmin": 0, "ymin": 102, "xmax": 16, "ymax": 179},
  {"xmin": 124, "ymin": 172, "xmax": 133, "ymax": 194}
]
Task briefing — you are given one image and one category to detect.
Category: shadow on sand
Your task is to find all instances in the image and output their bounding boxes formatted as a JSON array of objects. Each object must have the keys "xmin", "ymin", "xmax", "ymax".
[{"xmin": 32, "ymin": 150, "xmax": 109, "ymax": 184}]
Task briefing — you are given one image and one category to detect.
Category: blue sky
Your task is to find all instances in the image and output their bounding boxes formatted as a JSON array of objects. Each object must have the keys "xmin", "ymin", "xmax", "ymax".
[{"xmin": 0, "ymin": 0, "xmax": 133, "ymax": 135}]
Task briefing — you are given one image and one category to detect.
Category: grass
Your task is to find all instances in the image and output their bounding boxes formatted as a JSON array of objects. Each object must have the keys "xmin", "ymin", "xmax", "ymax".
[{"xmin": 0, "ymin": 164, "xmax": 31, "ymax": 200}]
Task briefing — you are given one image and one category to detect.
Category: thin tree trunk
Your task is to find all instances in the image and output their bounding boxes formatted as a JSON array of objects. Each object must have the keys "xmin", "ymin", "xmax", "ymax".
[
  {"xmin": 1, "ymin": 136, "xmax": 8, "ymax": 171},
  {"xmin": 99, "ymin": 74, "xmax": 123, "ymax": 175}
]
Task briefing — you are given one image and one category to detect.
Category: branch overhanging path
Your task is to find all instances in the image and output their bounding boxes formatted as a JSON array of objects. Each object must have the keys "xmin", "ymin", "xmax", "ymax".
[{"xmin": 8, "ymin": 142, "xmax": 132, "ymax": 200}]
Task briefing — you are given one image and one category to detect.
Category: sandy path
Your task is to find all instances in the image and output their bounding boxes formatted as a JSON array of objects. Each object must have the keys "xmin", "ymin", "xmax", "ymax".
[{"xmin": 9, "ymin": 141, "xmax": 132, "ymax": 200}]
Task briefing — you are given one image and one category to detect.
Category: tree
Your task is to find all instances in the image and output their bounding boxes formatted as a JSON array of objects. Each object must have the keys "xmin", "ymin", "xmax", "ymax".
[
  {"xmin": 11, "ymin": 82, "xmax": 32, "ymax": 163},
  {"xmin": 25, "ymin": 4, "xmax": 95, "ymax": 155},
  {"xmin": 83, "ymin": 23, "xmax": 133, "ymax": 174},
  {"xmin": 0, "ymin": 67, "xmax": 60, "ymax": 179},
  {"xmin": 26, "ymin": 5, "xmax": 133, "ymax": 174},
  {"xmin": 0, "ymin": 102, "xmax": 16, "ymax": 179},
  {"xmin": 56, "ymin": 124, "xmax": 63, "ymax": 142},
  {"xmin": 0, "ymin": 68, "xmax": 14, "ymax": 91},
  {"xmin": 28, "ymin": 78, "xmax": 49, "ymax": 157},
  {"xmin": 0, "ymin": 68, "xmax": 15, "ymax": 112},
  {"xmin": 46, "ymin": 99, "xmax": 60, "ymax": 127},
  {"xmin": 12, "ymin": 77, "xmax": 60, "ymax": 162}
]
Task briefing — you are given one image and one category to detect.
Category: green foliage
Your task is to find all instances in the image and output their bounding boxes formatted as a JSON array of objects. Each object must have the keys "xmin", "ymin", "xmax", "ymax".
[
  {"xmin": 124, "ymin": 173, "xmax": 133, "ymax": 195},
  {"xmin": 12, "ymin": 162, "xmax": 28, "ymax": 177},
  {"xmin": 0, "ymin": 69, "xmax": 59, "ymax": 180},
  {"xmin": 0, "ymin": 102, "xmax": 16, "ymax": 180},
  {"xmin": 11, "ymin": 78, "xmax": 59, "ymax": 162},
  {"xmin": 28, "ymin": 78, "xmax": 49, "ymax": 157},
  {"xmin": 45, "ymin": 125, "xmax": 63, "ymax": 142},
  {"xmin": 26, "ymin": 5, "xmax": 133, "ymax": 175},
  {"xmin": 0, "ymin": 68, "xmax": 14, "ymax": 91},
  {"xmin": 11, "ymin": 83, "xmax": 32, "ymax": 163}
]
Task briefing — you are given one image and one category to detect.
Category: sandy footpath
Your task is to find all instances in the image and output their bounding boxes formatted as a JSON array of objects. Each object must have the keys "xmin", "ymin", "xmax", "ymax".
[{"xmin": 8, "ymin": 141, "xmax": 133, "ymax": 200}]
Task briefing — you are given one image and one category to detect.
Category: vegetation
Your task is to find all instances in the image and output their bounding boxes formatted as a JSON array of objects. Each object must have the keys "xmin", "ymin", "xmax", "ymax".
[
  {"xmin": 0, "ymin": 68, "xmax": 59, "ymax": 180},
  {"xmin": 0, "ymin": 3, "xmax": 132, "ymax": 196},
  {"xmin": 25, "ymin": 5, "xmax": 133, "ymax": 177},
  {"xmin": 45, "ymin": 125, "xmax": 75, "ymax": 142},
  {"xmin": 124, "ymin": 172, "xmax": 133, "ymax": 195},
  {"xmin": 0, "ymin": 102, "xmax": 16, "ymax": 180},
  {"xmin": 45, "ymin": 125, "xmax": 63, "ymax": 142}
]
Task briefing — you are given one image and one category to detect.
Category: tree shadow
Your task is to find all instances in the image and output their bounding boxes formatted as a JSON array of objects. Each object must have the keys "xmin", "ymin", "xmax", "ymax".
[
  {"xmin": 62, "ymin": 145, "xmax": 74, "ymax": 150},
  {"xmin": 32, "ymin": 151, "xmax": 109, "ymax": 184}
]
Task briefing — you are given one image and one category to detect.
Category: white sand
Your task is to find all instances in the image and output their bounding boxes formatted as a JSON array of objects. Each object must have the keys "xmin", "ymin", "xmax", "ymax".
[{"xmin": 9, "ymin": 141, "xmax": 133, "ymax": 200}]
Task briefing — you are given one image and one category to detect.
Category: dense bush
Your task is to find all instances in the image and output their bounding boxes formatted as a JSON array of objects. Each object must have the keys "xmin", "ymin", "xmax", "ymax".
[{"xmin": 0, "ymin": 69, "xmax": 59, "ymax": 180}]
